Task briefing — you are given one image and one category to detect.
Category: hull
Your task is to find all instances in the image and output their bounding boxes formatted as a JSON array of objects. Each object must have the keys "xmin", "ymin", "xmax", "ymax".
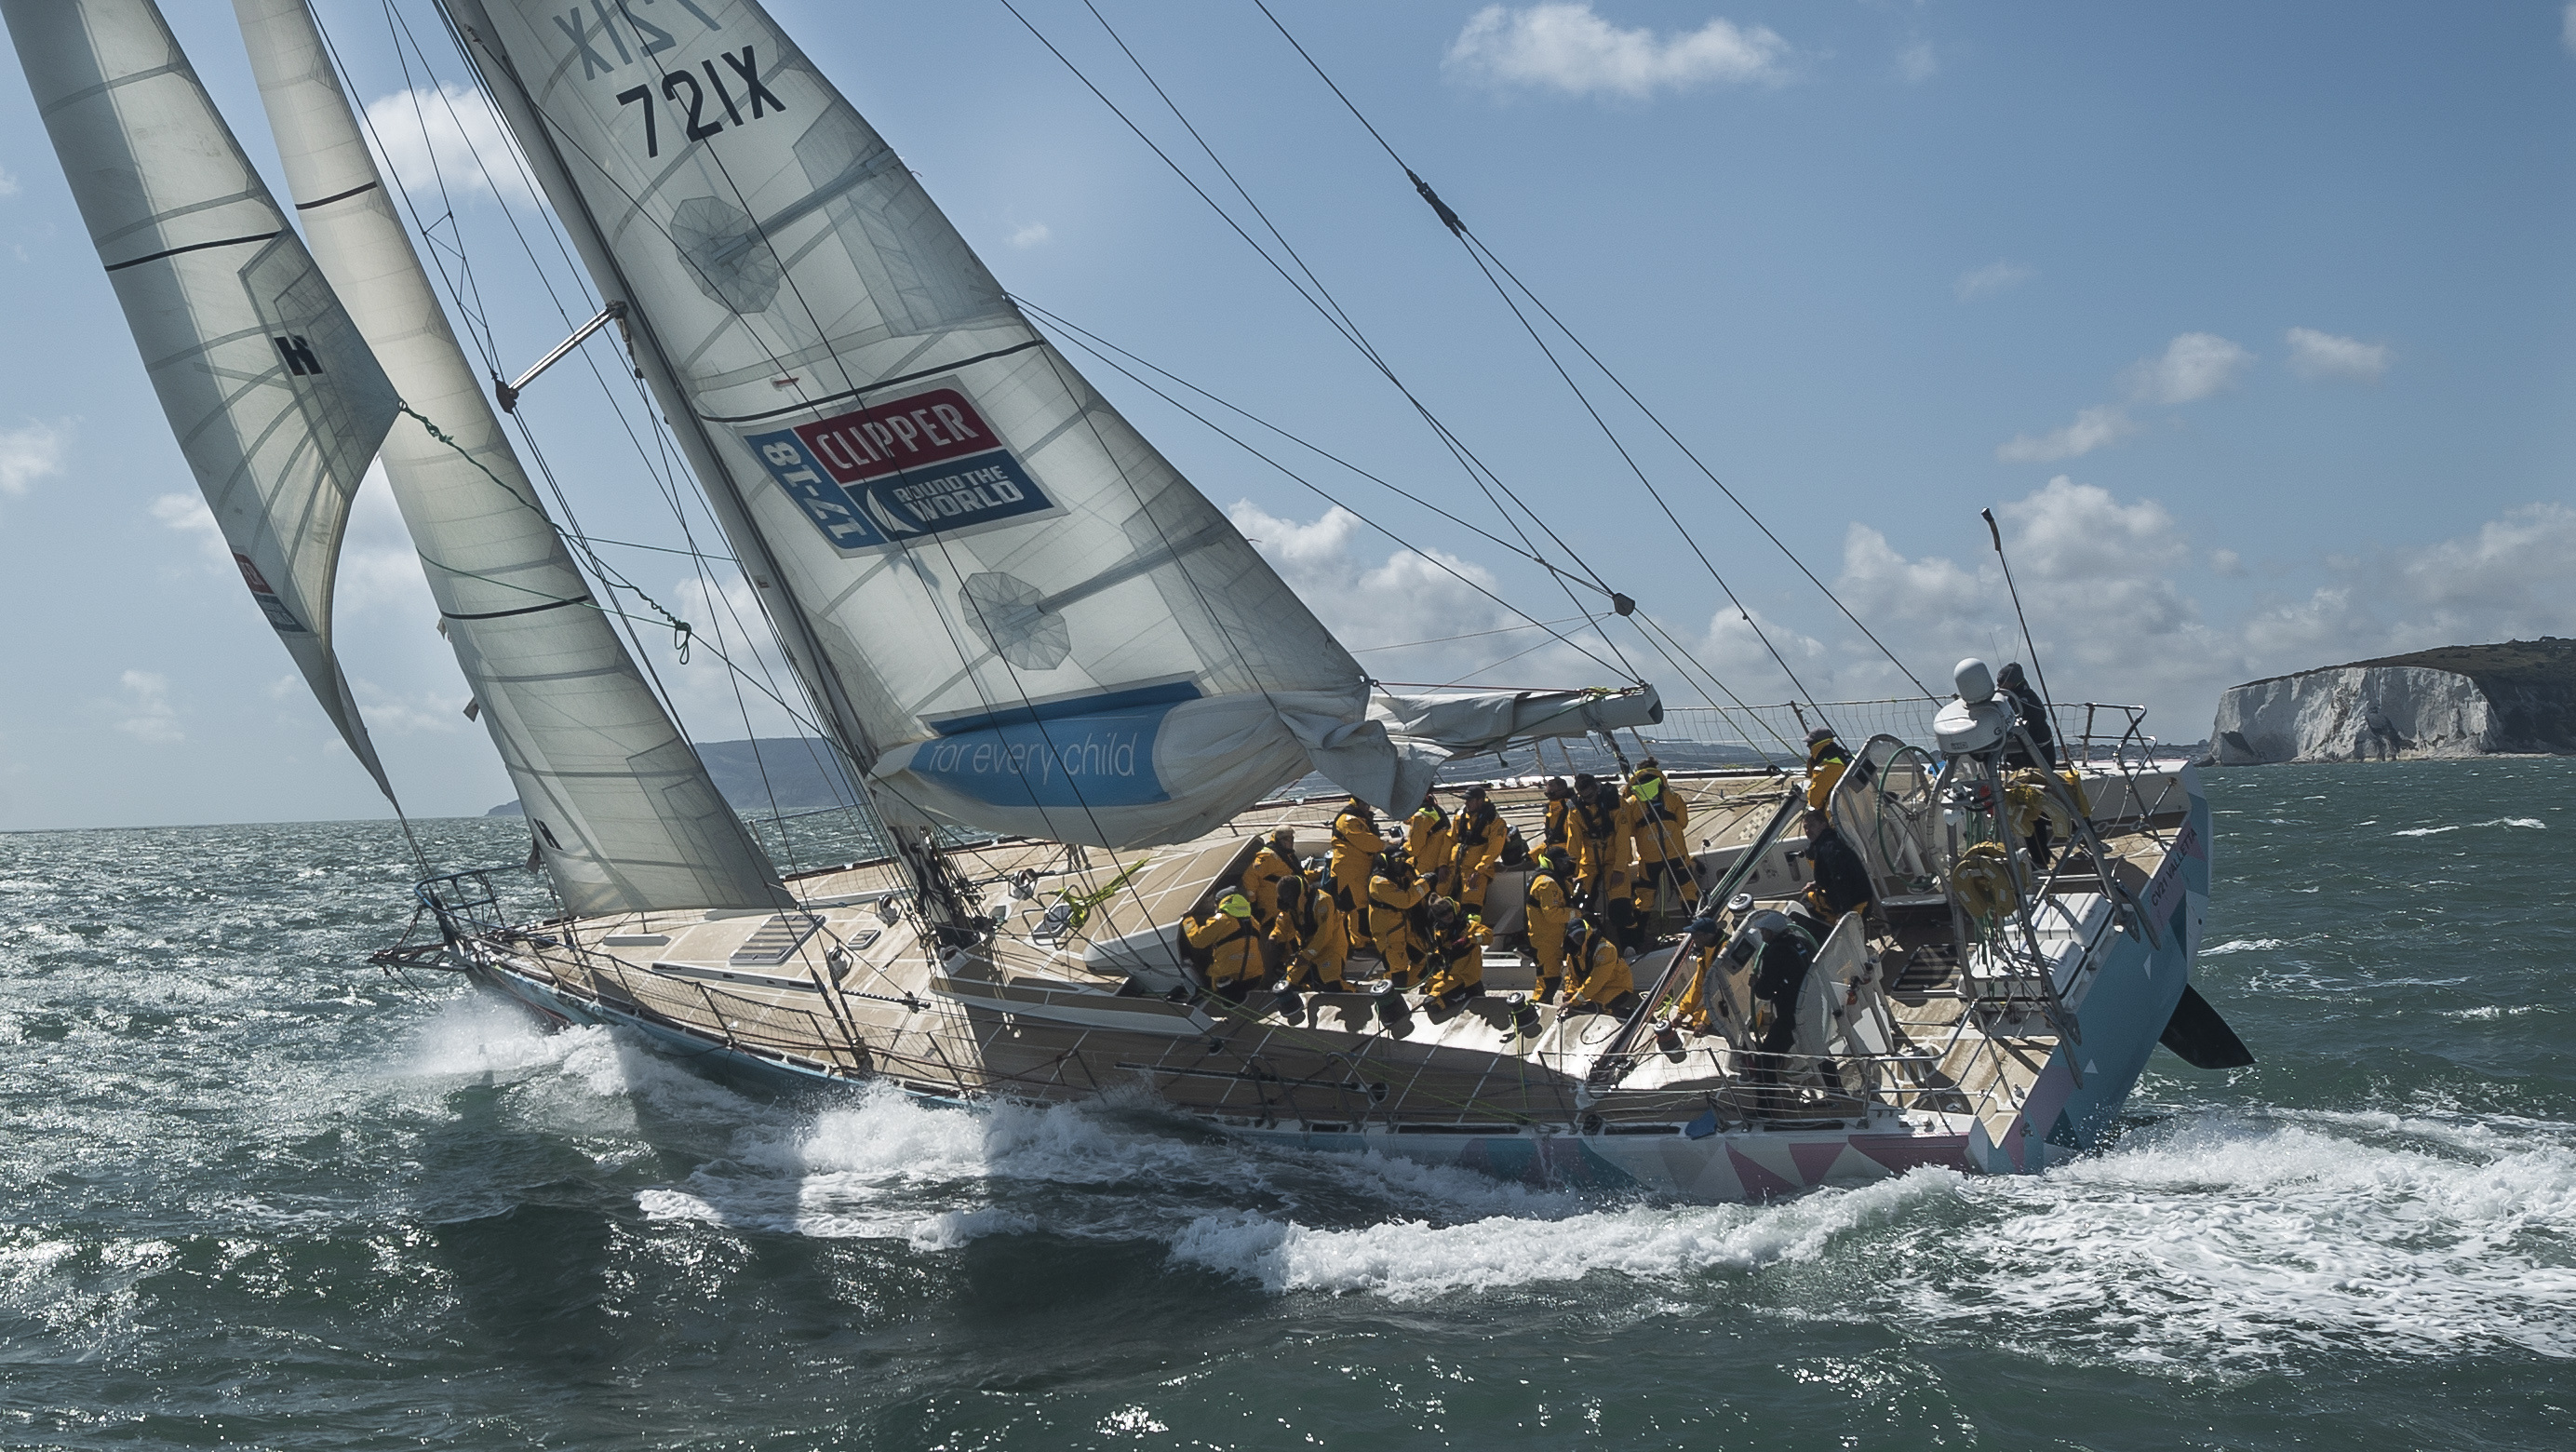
[
  {"xmin": 465, "ymin": 949, "xmax": 1980, "ymax": 1198},
  {"xmin": 423, "ymin": 767, "xmax": 2214, "ymax": 1204}
]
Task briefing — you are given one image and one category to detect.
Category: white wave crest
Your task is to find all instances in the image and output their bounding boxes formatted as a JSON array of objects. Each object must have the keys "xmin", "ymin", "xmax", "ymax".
[
  {"xmin": 1166, "ymin": 1170, "xmax": 1961, "ymax": 1300},
  {"xmin": 2393, "ymin": 817, "xmax": 2547, "ymax": 838},
  {"xmin": 2201, "ymin": 937, "xmax": 2288, "ymax": 956}
]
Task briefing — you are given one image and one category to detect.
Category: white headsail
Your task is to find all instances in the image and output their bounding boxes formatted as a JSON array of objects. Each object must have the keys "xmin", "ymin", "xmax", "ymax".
[
  {"xmin": 232, "ymin": 0, "xmax": 789, "ymax": 915},
  {"xmin": 439, "ymin": 0, "xmax": 1657, "ymax": 847},
  {"xmin": 5, "ymin": 0, "xmax": 400, "ymax": 798}
]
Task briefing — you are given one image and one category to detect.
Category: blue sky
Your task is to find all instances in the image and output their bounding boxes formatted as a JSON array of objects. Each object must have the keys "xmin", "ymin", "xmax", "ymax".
[{"xmin": 4, "ymin": 1, "xmax": 2574, "ymax": 829}]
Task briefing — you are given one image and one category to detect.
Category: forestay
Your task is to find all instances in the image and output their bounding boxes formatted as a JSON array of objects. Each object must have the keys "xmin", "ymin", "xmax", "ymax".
[
  {"xmin": 441, "ymin": 0, "xmax": 1648, "ymax": 846},
  {"xmin": 234, "ymin": 0, "xmax": 789, "ymax": 915},
  {"xmin": 5, "ymin": 0, "xmax": 398, "ymax": 797}
]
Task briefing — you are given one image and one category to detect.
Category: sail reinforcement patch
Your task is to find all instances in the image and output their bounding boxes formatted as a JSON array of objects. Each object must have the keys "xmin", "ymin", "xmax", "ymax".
[{"xmin": 961, "ymin": 571, "xmax": 1071, "ymax": 670}]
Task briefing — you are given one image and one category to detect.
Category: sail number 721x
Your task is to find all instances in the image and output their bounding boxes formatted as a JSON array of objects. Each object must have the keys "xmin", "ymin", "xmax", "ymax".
[{"xmin": 615, "ymin": 46, "xmax": 785, "ymax": 158}]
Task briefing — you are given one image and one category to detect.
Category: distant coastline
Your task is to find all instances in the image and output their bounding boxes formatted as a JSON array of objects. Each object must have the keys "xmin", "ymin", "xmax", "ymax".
[{"xmin": 2207, "ymin": 639, "xmax": 2576, "ymax": 765}]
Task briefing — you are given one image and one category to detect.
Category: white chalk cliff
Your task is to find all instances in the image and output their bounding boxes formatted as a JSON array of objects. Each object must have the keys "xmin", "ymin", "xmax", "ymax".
[{"xmin": 2208, "ymin": 666, "xmax": 2494, "ymax": 765}]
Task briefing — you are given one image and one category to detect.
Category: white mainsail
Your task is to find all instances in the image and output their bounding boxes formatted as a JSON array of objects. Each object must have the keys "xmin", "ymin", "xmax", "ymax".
[
  {"xmin": 233, "ymin": 0, "xmax": 788, "ymax": 915},
  {"xmin": 439, "ymin": 0, "xmax": 1657, "ymax": 848},
  {"xmin": 5, "ymin": 0, "xmax": 399, "ymax": 799}
]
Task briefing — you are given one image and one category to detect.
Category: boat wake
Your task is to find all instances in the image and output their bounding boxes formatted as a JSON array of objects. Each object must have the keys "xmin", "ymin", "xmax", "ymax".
[{"xmin": 410, "ymin": 1002, "xmax": 2576, "ymax": 1369}]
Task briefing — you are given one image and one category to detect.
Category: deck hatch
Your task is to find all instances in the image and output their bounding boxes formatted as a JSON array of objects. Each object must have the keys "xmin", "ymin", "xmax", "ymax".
[{"xmin": 729, "ymin": 912, "xmax": 825, "ymax": 966}]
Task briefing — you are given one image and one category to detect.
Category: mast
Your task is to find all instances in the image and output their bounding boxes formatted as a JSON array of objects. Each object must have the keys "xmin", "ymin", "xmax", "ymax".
[
  {"xmin": 431, "ymin": 0, "xmax": 977, "ymax": 929},
  {"xmin": 231, "ymin": 0, "xmax": 791, "ymax": 915}
]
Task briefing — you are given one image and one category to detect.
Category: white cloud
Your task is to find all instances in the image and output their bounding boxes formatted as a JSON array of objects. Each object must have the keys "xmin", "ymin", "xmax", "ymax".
[
  {"xmin": 1008, "ymin": 222, "xmax": 1052, "ymax": 249},
  {"xmin": 332, "ymin": 464, "xmax": 434, "ymax": 617},
  {"xmin": 1445, "ymin": 3, "xmax": 1791, "ymax": 100},
  {"xmin": 114, "ymin": 670, "xmax": 183, "ymax": 745},
  {"xmin": 1897, "ymin": 38, "xmax": 1939, "ymax": 84},
  {"xmin": 1954, "ymin": 260, "xmax": 2033, "ymax": 302},
  {"xmin": 345, "ymin": 679, "xmax": 463, "ymax": 737},
  {"xmin": 1998, "ymin": 332, "xmax": 2251, "ymax": 464},
  {"xmin": 0, "ymin": 418, "xmax": 69, "ymax": 496},
  {"xmin": 2563, "ymin": 3, "xmax": 2576, "ymax": 56},
  {"xmin": 0, "ymin": 167, "xmax": 18, "ymax": 198},
  {"xmin": 2122, "ymin": 331, "xmax": 2254, "ymax": 405},
  {"xmin": 149, "ymin": 490, "xmax": 231, "ymax": 569},
  {"xmin": 2285, "ymin": 326, "xmax": 2392, "ymax": 383},
  {"xmin": 1229, "ymin": 501, "xmax": 1613, "ymax": 686},
  {"xmin": 362, "ymin": 82, "xmax": 535, "ymax": 208},
  {"xmin": 1996, "ymin": 404, "xmax": 2136, "ymax": 464}
]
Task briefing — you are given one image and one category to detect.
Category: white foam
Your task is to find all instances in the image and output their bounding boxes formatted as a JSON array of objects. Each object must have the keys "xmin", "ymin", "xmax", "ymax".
[
  {"xmin": 1891, "ymin": 1112, "xmax": 2576, "ymax": 1367},
  {"xmin": 2393, "ymin": 817, "xmax": 2547, "ymax": 838},
  {"xmin": 2202, "ymin": 937, "xmax": 2288, "ymax": 956},
  {"xmin": 1166, "ymin": 1170, "xmax": 1961, "ymax": 1300}
]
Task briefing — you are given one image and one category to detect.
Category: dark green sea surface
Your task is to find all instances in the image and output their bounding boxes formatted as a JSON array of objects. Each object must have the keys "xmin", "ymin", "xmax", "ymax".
[{"xmin": 5, "ymin": 760, "xmax": 2572, "ymax": 1450}]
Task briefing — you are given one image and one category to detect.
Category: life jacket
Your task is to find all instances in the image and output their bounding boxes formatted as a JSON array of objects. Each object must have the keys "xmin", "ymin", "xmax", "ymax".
[
  {"xmin": 1577, "ymin": 791, "xmax": 1617, "ymax": 845},
  {"xmin": 1457, "ymin": 801, "xmax": 1501, "ymax": 853}
]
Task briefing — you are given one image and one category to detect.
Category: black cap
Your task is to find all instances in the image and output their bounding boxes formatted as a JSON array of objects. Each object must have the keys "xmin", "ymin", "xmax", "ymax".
[{"xmin": 1806, "ymin": 726, "xmax": 1838, "ymax": 745}]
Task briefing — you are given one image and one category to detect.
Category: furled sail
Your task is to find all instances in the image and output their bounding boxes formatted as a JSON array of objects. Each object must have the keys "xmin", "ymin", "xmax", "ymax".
[
  {"xmin": 5, "ymin": 0, "xmax": 399, "ymax": 797},
  {"xmin": 438, "ymin": 0, "xmax": 1654, "ymax": 846},
  {"xmin": 232, "ymin": 0, "xmax": 789, "ymax": 915}
]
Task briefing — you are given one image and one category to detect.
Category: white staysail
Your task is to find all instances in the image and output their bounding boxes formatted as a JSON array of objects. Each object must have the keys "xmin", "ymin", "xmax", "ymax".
[
  {"xmin": 439, "ymin": 0, "xmax": 1643, "ymax": 846},
  {"xmin": 5, "ymin": 0, "xmax": 399, "ymax": 797},
  {"xmin": 232, "ymin": 0, "xmax": 789, "ymax": 915}
]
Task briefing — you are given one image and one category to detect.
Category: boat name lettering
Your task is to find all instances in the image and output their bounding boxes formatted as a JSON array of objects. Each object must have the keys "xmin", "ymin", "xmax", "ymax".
[{"xmin": 739, "ymin": 387, "xmax": 1053, "ymax": 553}]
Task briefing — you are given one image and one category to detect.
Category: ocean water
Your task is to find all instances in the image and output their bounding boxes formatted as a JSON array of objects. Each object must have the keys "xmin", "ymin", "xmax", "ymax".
[{"xmin": 4, "ymin": 760, "xmax": 2573, "ymax": 1450}]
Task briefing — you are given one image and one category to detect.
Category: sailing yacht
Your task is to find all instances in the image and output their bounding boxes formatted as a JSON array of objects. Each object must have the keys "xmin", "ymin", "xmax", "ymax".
[{"xmin": 7, "ymin": 0, "xmax": 2245, "ymax": 1202}]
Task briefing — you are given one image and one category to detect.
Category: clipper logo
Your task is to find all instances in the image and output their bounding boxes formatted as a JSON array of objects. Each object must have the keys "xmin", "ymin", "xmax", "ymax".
[
  {"xmin": 742, "ymin": 386, "xmax": 1053, "ymax": 552},
  {"xmin": 232, "ymin": 552, "xmax": 307, "ymax": 634}
]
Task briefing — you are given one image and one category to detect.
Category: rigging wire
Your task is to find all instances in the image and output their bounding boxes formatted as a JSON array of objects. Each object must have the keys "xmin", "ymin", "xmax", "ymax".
[
  {"xmin": 1016, "ymin": 299, "xmax": 1626, "ymax": 678},
  {"xmin": 995, "ymin": 0, "xmax": 1641, "ymax": 679},
  {"xmin": 1025, "ymin": 294, "xmax": 1748, "ymax": 730},
  {"xmin": 1009, "ymin": 294, "xmax": 1600, "ymax": 598},
  {"xmin": 1248, "ymin": 0, "xmax": 1939, "ymax": 706}
]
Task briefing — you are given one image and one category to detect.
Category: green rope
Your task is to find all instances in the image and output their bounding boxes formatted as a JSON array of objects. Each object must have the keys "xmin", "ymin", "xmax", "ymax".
[{"xmin": 396, "ymin": 402, "xmax": 696, "ymax": 661}]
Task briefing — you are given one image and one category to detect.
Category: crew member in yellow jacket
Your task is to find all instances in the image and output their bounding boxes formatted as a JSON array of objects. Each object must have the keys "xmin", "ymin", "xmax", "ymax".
[
  {"xmin": 1366, "ymin": 854, "xmax": 1429, "ymax": 990},
  {"xmin": 1626, "ymin": 763, "xmax": 1693, "ymax": 919},
  {"xmin": 1523, "ymin": 850, "xmax": 1575, "ymax": 1002},
  {"xmin": 1541, "ymin": 777, "xmax": 1576, "ymax": 854},
  {"xmin": 1451, "ymin": 785, "xmax": 1509, "ymax": 912},
  {"xmin": 1805, "ymin": 728, "xmax": 1850, "ymax": 811},
  {"xmin": 1238, "ymin": 828, "xmax": 1297, "ymax": 924},
  {"xmin": 1272, "ymin": 874, "xmax": 1352, "ymax": 995},
  {"xmin": 1328, "ymin": 803, "xmax": 1384, "ymax": 948},
  {"xmin": 1563, "ymin": 921, "xmax": 1637, "ymax": 1015},
  {"xmin": 1183, "ymin": 893, "xmax": 1263, "ymax": 1001},
  {"xmin": 1418, "ymin": 897, "xmax": 1492, "ymax": 1007},
  {"xmin": 1406, "ymin": 795, "xmax": 1457, "ymax": 895}
]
